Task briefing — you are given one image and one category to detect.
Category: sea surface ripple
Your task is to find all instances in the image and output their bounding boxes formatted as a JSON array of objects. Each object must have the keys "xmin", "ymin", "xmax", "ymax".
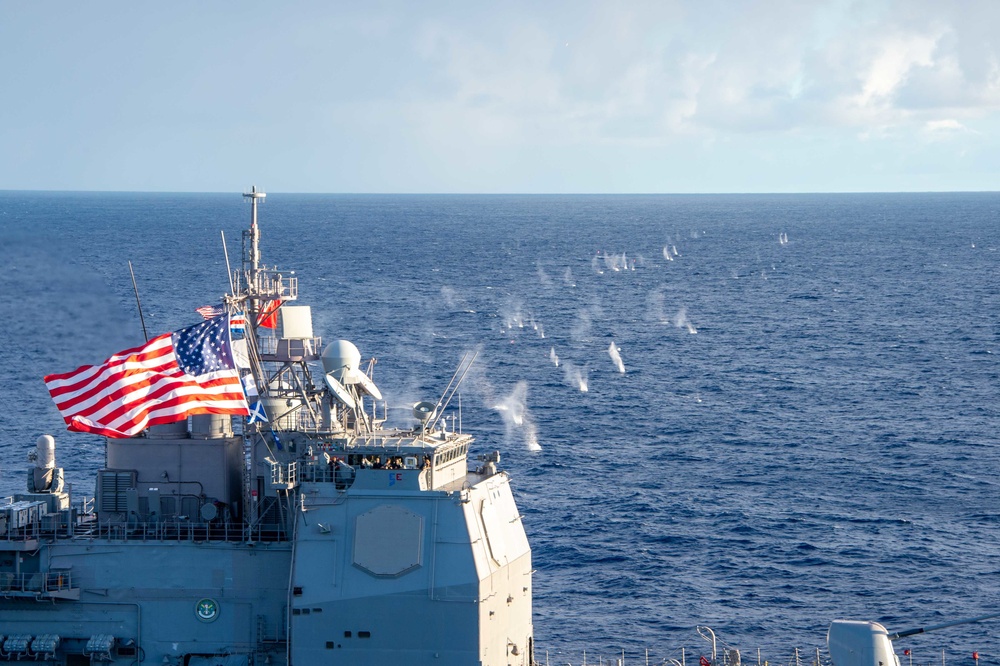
[{"xmin": 1, "ymin": 192, "xmax": 999, "ymax": 664}]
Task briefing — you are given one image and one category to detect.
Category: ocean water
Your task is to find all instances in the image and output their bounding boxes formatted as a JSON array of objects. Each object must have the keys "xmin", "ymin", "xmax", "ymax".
[{"xmin": 1, "ymin": 191, "xmax": 999, "ymax": 664}]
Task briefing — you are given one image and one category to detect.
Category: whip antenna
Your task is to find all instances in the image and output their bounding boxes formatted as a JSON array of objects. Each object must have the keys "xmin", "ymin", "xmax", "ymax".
[
  {"xmin": 127, "ymin": 260, "xmax": 148, "ymax": 342},
  {"xmin": 430, "ymin": 351, "xmax": 478, "ymax": 431},
  {"xmin": 221, "ymin": 230, "xmax": 235, "ymax": 295}
]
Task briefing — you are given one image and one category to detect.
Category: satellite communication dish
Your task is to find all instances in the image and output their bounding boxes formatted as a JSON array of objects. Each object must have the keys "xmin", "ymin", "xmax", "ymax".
[
  {"xmin": 325, "ymin": 373, "xmax": 356, "ymax": 409},
  {"xmin": 412, "ymin": 401, "xmax": 435, "ymax": 423},
  {"xmin": 351, "ymin": 370, "xmax": 383, "ymax": 401}
]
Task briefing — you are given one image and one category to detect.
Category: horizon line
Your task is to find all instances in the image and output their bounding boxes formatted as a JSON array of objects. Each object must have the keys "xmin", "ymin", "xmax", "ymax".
[{"xmin": 1, "ymin": 188, "xmax": 998, "ymax": 196}]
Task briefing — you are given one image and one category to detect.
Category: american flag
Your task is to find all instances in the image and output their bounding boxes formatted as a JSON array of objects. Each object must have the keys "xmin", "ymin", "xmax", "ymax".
[
  {"xmin": 196, "ymin": 304, "xmax": 225, "ymax": 320},
  {"xmin": 44, "ymin": 315, "xmax": 249, "ymax": 439}
]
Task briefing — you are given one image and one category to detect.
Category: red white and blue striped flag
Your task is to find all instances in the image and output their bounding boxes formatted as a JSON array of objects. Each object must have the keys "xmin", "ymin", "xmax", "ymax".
[
  {"xmin": 44, "ymin": 315, "xmax": 249, "ymax": 438},
  {"xmin": 229, "ymin": 312, "xmax": 246, "ymax": 337}
]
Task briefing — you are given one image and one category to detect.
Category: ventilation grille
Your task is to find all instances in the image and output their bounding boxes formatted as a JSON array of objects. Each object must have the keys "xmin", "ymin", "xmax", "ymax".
[{"xmin": 97, "ymin": 470, "xmax": 136, "ymax": 513}]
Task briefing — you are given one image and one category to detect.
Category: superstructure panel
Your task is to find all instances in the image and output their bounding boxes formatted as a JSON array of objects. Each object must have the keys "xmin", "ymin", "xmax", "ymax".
[
  {"xmin": 288, "ymin": 471, "xmax": 532, "ymax": 666},
  {"xmin": 0, "ymin": 537, "xmax": 291, "ymax": 664}
]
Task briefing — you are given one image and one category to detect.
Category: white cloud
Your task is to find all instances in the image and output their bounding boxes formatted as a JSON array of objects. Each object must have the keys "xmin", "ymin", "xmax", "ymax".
[
  {"xmin": 925, "ymin": 119, "xmax": 964, "ymax": 131},
  {"xmin": 404, "ymin": 1, "xmax": 1000, "ymax": 145},
  {"xmin": 855, "ymin": 34, "xmax": 938, "ymax": 108},
  {"xmin": 920, "ymin": 118, "xmax": 976, "ymax": 142}
]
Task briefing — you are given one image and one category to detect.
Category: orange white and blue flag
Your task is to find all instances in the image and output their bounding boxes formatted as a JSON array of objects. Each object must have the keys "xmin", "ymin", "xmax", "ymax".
[{"xmin": 229, "ymin": 312, "xmax": 246, "ymax": 338}]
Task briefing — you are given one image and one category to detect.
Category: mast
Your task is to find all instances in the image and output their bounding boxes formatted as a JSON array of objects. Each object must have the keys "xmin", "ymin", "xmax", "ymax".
[
  {"xmin": 244, "ymin": 185, "xmax": 266, "ymax": 276},
  {"xmin": 242, "ymin": 186, "xmax": 267, "ymax": 323}
]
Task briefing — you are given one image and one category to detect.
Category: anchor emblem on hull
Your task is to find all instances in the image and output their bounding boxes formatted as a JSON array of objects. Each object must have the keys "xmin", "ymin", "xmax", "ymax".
[{"xmin": 195, "ymin": 598, "xmax": 220, "ymax": 622}]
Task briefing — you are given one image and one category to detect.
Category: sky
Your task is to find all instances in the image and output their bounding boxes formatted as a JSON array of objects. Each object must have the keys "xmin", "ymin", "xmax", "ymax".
[{"xmin": 3, "ymin": 1, "xmax": 1000, "ymax": 194}]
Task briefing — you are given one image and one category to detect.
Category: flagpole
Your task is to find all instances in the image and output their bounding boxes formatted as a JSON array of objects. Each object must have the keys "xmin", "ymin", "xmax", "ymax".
[{"xmin": 127, "ymin": 260, "xmax": 149, "ymax": 342}]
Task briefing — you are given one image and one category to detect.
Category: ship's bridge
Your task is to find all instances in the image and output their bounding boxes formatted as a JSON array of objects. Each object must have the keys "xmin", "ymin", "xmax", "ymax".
[{"xmin": 291, "ymin": 429, "xmax": 483, "ymax": 492}]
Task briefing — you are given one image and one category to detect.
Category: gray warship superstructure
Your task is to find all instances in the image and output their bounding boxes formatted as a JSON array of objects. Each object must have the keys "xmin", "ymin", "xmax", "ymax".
[{"xmin": 0, "ymin": 189, "xmax": 534, "ymax": 666}]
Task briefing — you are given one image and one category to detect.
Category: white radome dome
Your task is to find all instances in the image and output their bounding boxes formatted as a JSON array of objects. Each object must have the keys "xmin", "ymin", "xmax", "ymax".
[{"xmin": 321, "ymin": 340, "xmax": 362, "ymax": 382}]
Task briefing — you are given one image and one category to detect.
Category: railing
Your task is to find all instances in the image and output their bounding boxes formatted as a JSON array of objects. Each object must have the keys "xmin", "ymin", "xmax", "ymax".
[
  {"xmin": 0, "ymin": 570, "xmax": 74, "ymax": 596},
  {"xmin": 0, "ymin": 519, "xmax": 65, "ymax": 542},
  {"xmin": 0, "ymin": 515, "xmax": 287, "ymax": 544},
  {"xmin": 256, "ymin": 271, "xmax": 297, "ymax": 301},
  {"xmin": 257, "ymin": 335, "xmax": 322, "ymax": 357},
  {"xmin": 539, "ymin": 637, "xmax": 977, "ymax": 666},
  {"xmin": 536, "ymin": 629, "xmax": 835, "ymax": 666},
  {"xmin": 84, "ymin": 519, "xmax": 288, "ymax": 543},
  {"xmin": 535, "ymin": 647, "xmax": 833, "ymax": 666},
  {"xmin": 299, "ymin": 463, "xmax": 339, "ymax": 484},
  {"xmin": 271, "ymin": 460, "xmax": 298, "ymax": 489}
]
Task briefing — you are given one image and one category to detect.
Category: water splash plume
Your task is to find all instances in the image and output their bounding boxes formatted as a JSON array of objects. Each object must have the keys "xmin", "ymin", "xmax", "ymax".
[
  {"xmin": 491, "ymin": 381, "xmax": 541, "ymax": 451},
  {"xmin": 536, "ymin": 261, "xmax": 553, "ymax": 286},
  {"xmin": 563, "ymin": 267, "xmax": 576, "ymax": 287},
  {"xmin": 674, "ymin": 307, "xmax": 698, "ymax": 334},
  {"xmin": 562, "ymin": 362, "xmax": 588, "ymax": 392},
  {"xmin": 608, "ymin": 341, "xmax": 625, "ymax": 374},
  {"xmin": 441, "ymin": 286, "xmax": 457, "ymax": 308}
]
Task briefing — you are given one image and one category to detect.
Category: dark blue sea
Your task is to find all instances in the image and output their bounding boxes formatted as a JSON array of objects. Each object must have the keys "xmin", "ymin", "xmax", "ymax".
[{"xmin": 1, "ymin": 191, "xmax": 999, "ymax": 664}]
